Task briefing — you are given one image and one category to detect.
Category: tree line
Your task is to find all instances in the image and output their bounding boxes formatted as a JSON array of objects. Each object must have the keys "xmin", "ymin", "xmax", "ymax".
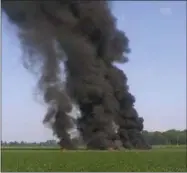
[
  {"xmin": 1, "ymin": 129, "xmax": 186, "ymax": 146},
  {"xmin": 142, "ymin": 129, "xmax": 186, "ymax": 145}
]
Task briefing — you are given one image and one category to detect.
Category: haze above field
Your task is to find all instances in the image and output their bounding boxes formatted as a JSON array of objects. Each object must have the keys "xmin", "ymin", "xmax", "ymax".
[{"xmin": 2, "ymin": 1, "xmax": 186, "ymax": 142}]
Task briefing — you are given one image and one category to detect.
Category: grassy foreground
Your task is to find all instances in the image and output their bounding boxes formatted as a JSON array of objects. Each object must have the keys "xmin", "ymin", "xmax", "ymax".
[{"xmin": 1, "ymin": 146, "xmax": 186, "ymax": 172}]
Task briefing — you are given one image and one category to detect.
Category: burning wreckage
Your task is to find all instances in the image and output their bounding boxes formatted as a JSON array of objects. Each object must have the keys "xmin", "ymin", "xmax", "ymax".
[{"xmin": 2, "ymin": 1, "xmax": 151, "ymax": 150}]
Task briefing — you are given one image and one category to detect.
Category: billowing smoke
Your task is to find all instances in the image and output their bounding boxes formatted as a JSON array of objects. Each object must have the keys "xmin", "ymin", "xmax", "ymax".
[{"xmin": 2, "ymin": 1, "xmax": 151, "ymax": 150}]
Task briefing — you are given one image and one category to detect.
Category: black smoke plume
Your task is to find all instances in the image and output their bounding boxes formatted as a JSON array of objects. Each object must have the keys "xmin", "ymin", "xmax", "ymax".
[{"xmin": 2, "ymin": 1, "xmax": 151, "ymax": 150}]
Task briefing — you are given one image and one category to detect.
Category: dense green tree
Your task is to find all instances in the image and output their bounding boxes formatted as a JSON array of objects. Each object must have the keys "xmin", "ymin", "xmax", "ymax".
[{"xmin": 142, "ymin": 129, "xmax": 186, "ymax": 145}]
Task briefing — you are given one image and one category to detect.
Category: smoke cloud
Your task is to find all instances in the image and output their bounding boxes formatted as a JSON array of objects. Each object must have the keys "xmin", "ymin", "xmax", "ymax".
[{"xmin": 2, "ymin": 1, "xmax": 151, "ymax": 150}]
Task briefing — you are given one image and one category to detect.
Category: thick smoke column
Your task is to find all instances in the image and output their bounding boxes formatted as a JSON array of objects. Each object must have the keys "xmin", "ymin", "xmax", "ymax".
[{"xmin": 2, "ymin": 1, "xmax": 150, "ymax": 149}]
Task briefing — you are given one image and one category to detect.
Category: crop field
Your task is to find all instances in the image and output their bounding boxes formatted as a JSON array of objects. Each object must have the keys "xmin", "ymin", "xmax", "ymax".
[{"xmin": 1, "ymin": 146, "xmax": 187, "ymax": 172}]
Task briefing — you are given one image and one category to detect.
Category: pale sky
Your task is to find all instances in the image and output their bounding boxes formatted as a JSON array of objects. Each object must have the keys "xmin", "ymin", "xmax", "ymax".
[{"xmin": 2, "ymin": 1, "xmax": 186, "ymax": 142}]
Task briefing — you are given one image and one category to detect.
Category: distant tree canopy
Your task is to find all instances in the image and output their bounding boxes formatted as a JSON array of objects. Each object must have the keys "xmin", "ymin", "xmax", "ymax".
[
  {"xmin": 142, "ymin": 129, "xmax": 186, "ymax": 145},
  {"xmin": 1, "ymin": 129, "xmax": 186, "ymax": 147}
]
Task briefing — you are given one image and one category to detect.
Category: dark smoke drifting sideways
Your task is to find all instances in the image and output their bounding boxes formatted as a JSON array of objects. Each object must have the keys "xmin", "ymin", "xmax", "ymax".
[{"xmin": 2, "ymin": 1, "xmax": 151, "ymax": 150}]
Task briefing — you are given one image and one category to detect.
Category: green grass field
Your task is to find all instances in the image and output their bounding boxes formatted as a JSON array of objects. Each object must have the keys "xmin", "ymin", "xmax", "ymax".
[{"xmin": 1, "ymin": 146, "xmax": 187, "ymax": 172}]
